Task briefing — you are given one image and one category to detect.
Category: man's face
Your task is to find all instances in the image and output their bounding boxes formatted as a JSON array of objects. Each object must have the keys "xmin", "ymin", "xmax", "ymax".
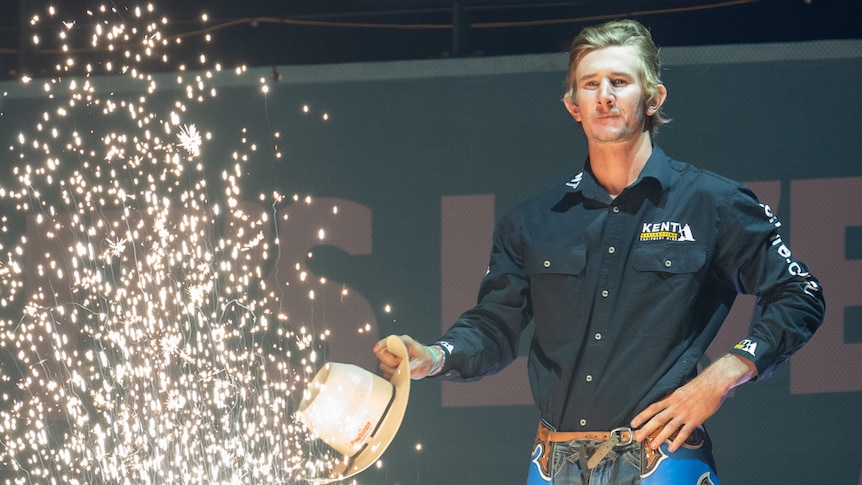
[{"xmin": 565, "ymin": 45, "xmax": 656, "ymax": 145}]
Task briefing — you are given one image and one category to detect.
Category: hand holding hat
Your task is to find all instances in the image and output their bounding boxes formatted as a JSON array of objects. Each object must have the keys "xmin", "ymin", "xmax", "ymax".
[
  {"xmin": 373, "ymin": 334, "xmax": 442, "ymax": 380},
  {"xmin": 297, "ymin": 335, "xmax": 412, "ymax": 483}
]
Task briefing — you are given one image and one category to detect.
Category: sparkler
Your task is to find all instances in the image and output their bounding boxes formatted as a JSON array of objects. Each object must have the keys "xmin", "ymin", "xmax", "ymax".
[{"xmin": 0, "ymin": 3, "xmax": 350, "ymax": 483}]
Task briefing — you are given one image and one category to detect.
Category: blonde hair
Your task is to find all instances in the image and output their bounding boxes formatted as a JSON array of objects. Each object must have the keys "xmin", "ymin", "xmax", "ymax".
[{"xmin": 565, "ymin": 19, "xmax": 669, "ymax": 136}]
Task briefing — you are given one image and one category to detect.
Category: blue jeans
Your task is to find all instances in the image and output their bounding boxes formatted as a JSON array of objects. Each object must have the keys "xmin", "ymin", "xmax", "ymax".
[{"xmin": 526, "ymin": 427, "xmax": 719, "ymax": 485}]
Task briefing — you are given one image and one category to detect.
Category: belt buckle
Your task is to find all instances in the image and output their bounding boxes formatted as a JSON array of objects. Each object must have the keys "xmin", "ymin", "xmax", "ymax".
[
  {"xmin": 610, "ymin": 427, "xmax": 633, "ymax": 446},
  {"xmin": 586, "ymin": 427, "xmax": 633, "ymax": 469}
]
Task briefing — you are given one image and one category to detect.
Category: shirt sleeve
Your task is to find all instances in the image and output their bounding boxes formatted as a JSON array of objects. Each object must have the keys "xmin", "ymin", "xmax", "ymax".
[
  {"xmin": 716, "ymin": 184, "xmax": 825, "ymax": 379},
  {"xmin": 432, "ymin": 211, "xmax": 533, "ymax": 380}
]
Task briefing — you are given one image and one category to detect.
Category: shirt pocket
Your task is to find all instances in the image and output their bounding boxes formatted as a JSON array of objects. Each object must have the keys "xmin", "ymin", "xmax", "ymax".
[
  {"xmin": 525, "ymin": 244, "xmax": 587, "ymax": 277},
  {"xmin": 631, "ymin": 244, "xmax": 707, "ymax": 275},
  {"xmin": 525, "ymin": 244, "xmax": 587, "ymax": 343},
  {"xmin": 628, "ymin": 244, "xmax": 708, "ymax": 338}
]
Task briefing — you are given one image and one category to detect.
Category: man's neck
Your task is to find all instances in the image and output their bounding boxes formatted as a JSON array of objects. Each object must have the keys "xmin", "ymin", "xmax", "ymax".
[{"xmin": 588, "ymin": 136, "xmax": 653, "ymax": 197}]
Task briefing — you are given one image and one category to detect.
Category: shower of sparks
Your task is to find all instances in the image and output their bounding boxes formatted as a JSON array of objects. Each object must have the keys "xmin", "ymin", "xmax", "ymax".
[{"xmin": 0, "ymin": 3, "xmax": 343, "ymax": 483}]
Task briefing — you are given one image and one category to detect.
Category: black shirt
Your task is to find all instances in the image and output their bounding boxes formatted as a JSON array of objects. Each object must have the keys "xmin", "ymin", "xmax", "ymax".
[{"xmin": 434, "ymin": 146, "xmax": 824, "ymax": 432}]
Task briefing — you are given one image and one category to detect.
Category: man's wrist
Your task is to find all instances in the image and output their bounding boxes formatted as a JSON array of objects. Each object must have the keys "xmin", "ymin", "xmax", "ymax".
[
  {"xmin": 708, "ymin": 353, "xmax": 757, "ymax": 393},
  {"xmin": 427, "ymin": 345, "xmax": 446, "ymax": 377}
]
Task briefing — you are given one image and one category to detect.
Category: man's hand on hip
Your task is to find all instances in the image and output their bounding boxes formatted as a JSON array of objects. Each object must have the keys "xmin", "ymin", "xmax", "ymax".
[{"xmin": 631, "ymin": 353, "xmax": 757, "ymax": 453}]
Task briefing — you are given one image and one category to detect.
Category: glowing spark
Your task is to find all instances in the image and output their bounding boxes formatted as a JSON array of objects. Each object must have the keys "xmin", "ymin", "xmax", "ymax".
[
  {"xmin": 105, "ymin": 237, "xmax": 127, "ymax": 257},
  {"xmin": 177, "ymin": 124, "xmax": 202, "ymax": 157}
]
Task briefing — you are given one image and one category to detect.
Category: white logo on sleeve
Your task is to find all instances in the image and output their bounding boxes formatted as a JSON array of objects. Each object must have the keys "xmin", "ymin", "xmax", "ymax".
[
  {"xmin": 438, "ymin": 341, "xmax": 454, "ymax": 354},
  {"xmin": 734, "ymin": 339, "xmax": 758, "ymax": 356}
]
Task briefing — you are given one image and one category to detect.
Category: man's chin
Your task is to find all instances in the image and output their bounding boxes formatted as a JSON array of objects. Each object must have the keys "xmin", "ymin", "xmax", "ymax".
[{"xmin": 589, "ymin": 130, "xmax": 632, "ymax": 143}]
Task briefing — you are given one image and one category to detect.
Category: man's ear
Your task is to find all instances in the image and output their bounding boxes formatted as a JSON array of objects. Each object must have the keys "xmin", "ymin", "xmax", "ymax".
[
  {"xmin": 647, "ymin": 84, "xmax": 668, "ymax": 115},
  {"xmin": 563, "ymin": 92, "xmax": 582, "ymax": 122}
]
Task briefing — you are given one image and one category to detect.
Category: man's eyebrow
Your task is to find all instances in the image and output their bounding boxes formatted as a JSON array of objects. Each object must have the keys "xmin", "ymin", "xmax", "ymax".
[{"xmin": 578, "ymin": 71, "xmax": 635, "ymax": 82}]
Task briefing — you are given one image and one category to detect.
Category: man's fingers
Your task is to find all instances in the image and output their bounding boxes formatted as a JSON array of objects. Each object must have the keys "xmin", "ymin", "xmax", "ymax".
[
  {"xmin": 666, "ymin": 426, "xmax": 692, "ymax": 453},
  {"xmin": 372, "ymin": 339, "xmax": 387, "ymax": 354},
  {"xmin": 648, "ymin": 418, "xmax": 681, "ymax": 450},
  {"xmin": 631, "ymin": 402, "xmax": 665, "ymax": 442},
  {"xmin": 632, "ymin": 404, "xmax": 687, "ymax": 451},
  {"xmin": 374, "ymin": 347, "xmax": 401, "ymax": 367},
  {"xmin": 376, "ymin": 358, "xmax": 399, "ymax": 380},
  {"xmin": 373, "ymin": 339, "xmax": 403, "ymax": 378},
  {"xmin": 373, "ymin": 334, "xmax": 436, "ymax": 379}
]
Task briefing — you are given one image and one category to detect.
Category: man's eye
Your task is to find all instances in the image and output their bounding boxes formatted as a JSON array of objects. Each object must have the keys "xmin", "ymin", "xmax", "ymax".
[{"xmin": 613, "ymin": 79, "xmax": 628, "ymax": 85}]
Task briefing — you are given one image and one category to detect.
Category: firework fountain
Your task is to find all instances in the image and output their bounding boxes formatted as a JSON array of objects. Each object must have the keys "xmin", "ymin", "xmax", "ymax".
[{"xmin": 0, "ymin": 3, "xmax": 356, "ymax": 483}]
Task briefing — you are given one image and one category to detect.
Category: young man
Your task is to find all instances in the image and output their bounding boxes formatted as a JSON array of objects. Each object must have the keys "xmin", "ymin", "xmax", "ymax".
[{"xmin": 374, "ymin": 19, "xmax": 824, "ymax": 484}]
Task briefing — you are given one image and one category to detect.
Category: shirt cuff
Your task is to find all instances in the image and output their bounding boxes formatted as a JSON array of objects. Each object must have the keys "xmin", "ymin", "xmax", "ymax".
[
  {"xmin": 730, "ymin": 337, "xmax": 774, "ymax": 379},
  {"xmin": 426, "ymin": 342, "xmax": 451, "ymax": 377}
]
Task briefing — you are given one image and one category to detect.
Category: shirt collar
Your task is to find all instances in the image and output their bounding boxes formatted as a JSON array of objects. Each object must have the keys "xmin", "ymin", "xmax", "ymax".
[{"xmin": 564, "ymin": 145, "xmax": 671, "ymax": 203}]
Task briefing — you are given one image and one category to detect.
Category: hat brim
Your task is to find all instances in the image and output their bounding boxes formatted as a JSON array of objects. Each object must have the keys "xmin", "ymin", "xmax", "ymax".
[{"xmin": 307, "ymin": 334, "xmax": 411, "ymax": 483}]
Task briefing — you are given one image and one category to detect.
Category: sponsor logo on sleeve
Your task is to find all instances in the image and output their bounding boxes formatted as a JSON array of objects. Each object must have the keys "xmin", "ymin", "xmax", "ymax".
[
  {"xmin": 762, "ymin": 203, "xmax": 822, "ymax": 297},
  {"xmin": 438, "ymin": 341, "xmax": 454, "ymax": 354},
  {"xmin": 734, "ymin": 339, "xmax": 758, "ymax": 356}
]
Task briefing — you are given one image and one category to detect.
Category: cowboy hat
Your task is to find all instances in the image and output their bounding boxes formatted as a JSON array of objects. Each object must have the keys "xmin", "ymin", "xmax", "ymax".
[{"xmin": 297, "ymin": 334, "xmax": 411, "ymax": 483}]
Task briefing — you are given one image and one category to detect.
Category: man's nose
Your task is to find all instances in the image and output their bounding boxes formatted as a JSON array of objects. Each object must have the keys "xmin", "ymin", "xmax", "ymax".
[{"xmin": 598, "ymin": 79, "xmax": 615, "ymax": 105}]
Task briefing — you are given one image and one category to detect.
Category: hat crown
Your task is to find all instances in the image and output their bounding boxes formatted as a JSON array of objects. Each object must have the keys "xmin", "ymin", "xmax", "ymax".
[
  {"xmin": 298, "ymin": 362, "xmax": 395, "ymax": 457},
  {"xmin": 296, "ymin": 335, "xmax": 410, "ymax": 483}
]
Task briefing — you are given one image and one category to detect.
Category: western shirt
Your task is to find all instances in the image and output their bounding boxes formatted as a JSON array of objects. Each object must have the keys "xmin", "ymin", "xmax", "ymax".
[{"xmin": 434, "ymin": 146, "xmax": 824, "ymax": 432}]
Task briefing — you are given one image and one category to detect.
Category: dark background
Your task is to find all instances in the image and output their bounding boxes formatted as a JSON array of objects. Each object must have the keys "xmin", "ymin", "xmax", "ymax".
[{"xmin": 2, "ymin": 0, "xmax": 861, "ymax": 80}]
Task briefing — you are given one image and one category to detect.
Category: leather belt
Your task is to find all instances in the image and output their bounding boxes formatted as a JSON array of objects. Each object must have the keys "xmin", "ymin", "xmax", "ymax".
[
  {"xmin": 534, "ymin": 421, "xmax": 661, "ymax": 475},
  {"xmin": 541, "ymin": 426, "xmax": 635, "ymax": 445}
]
